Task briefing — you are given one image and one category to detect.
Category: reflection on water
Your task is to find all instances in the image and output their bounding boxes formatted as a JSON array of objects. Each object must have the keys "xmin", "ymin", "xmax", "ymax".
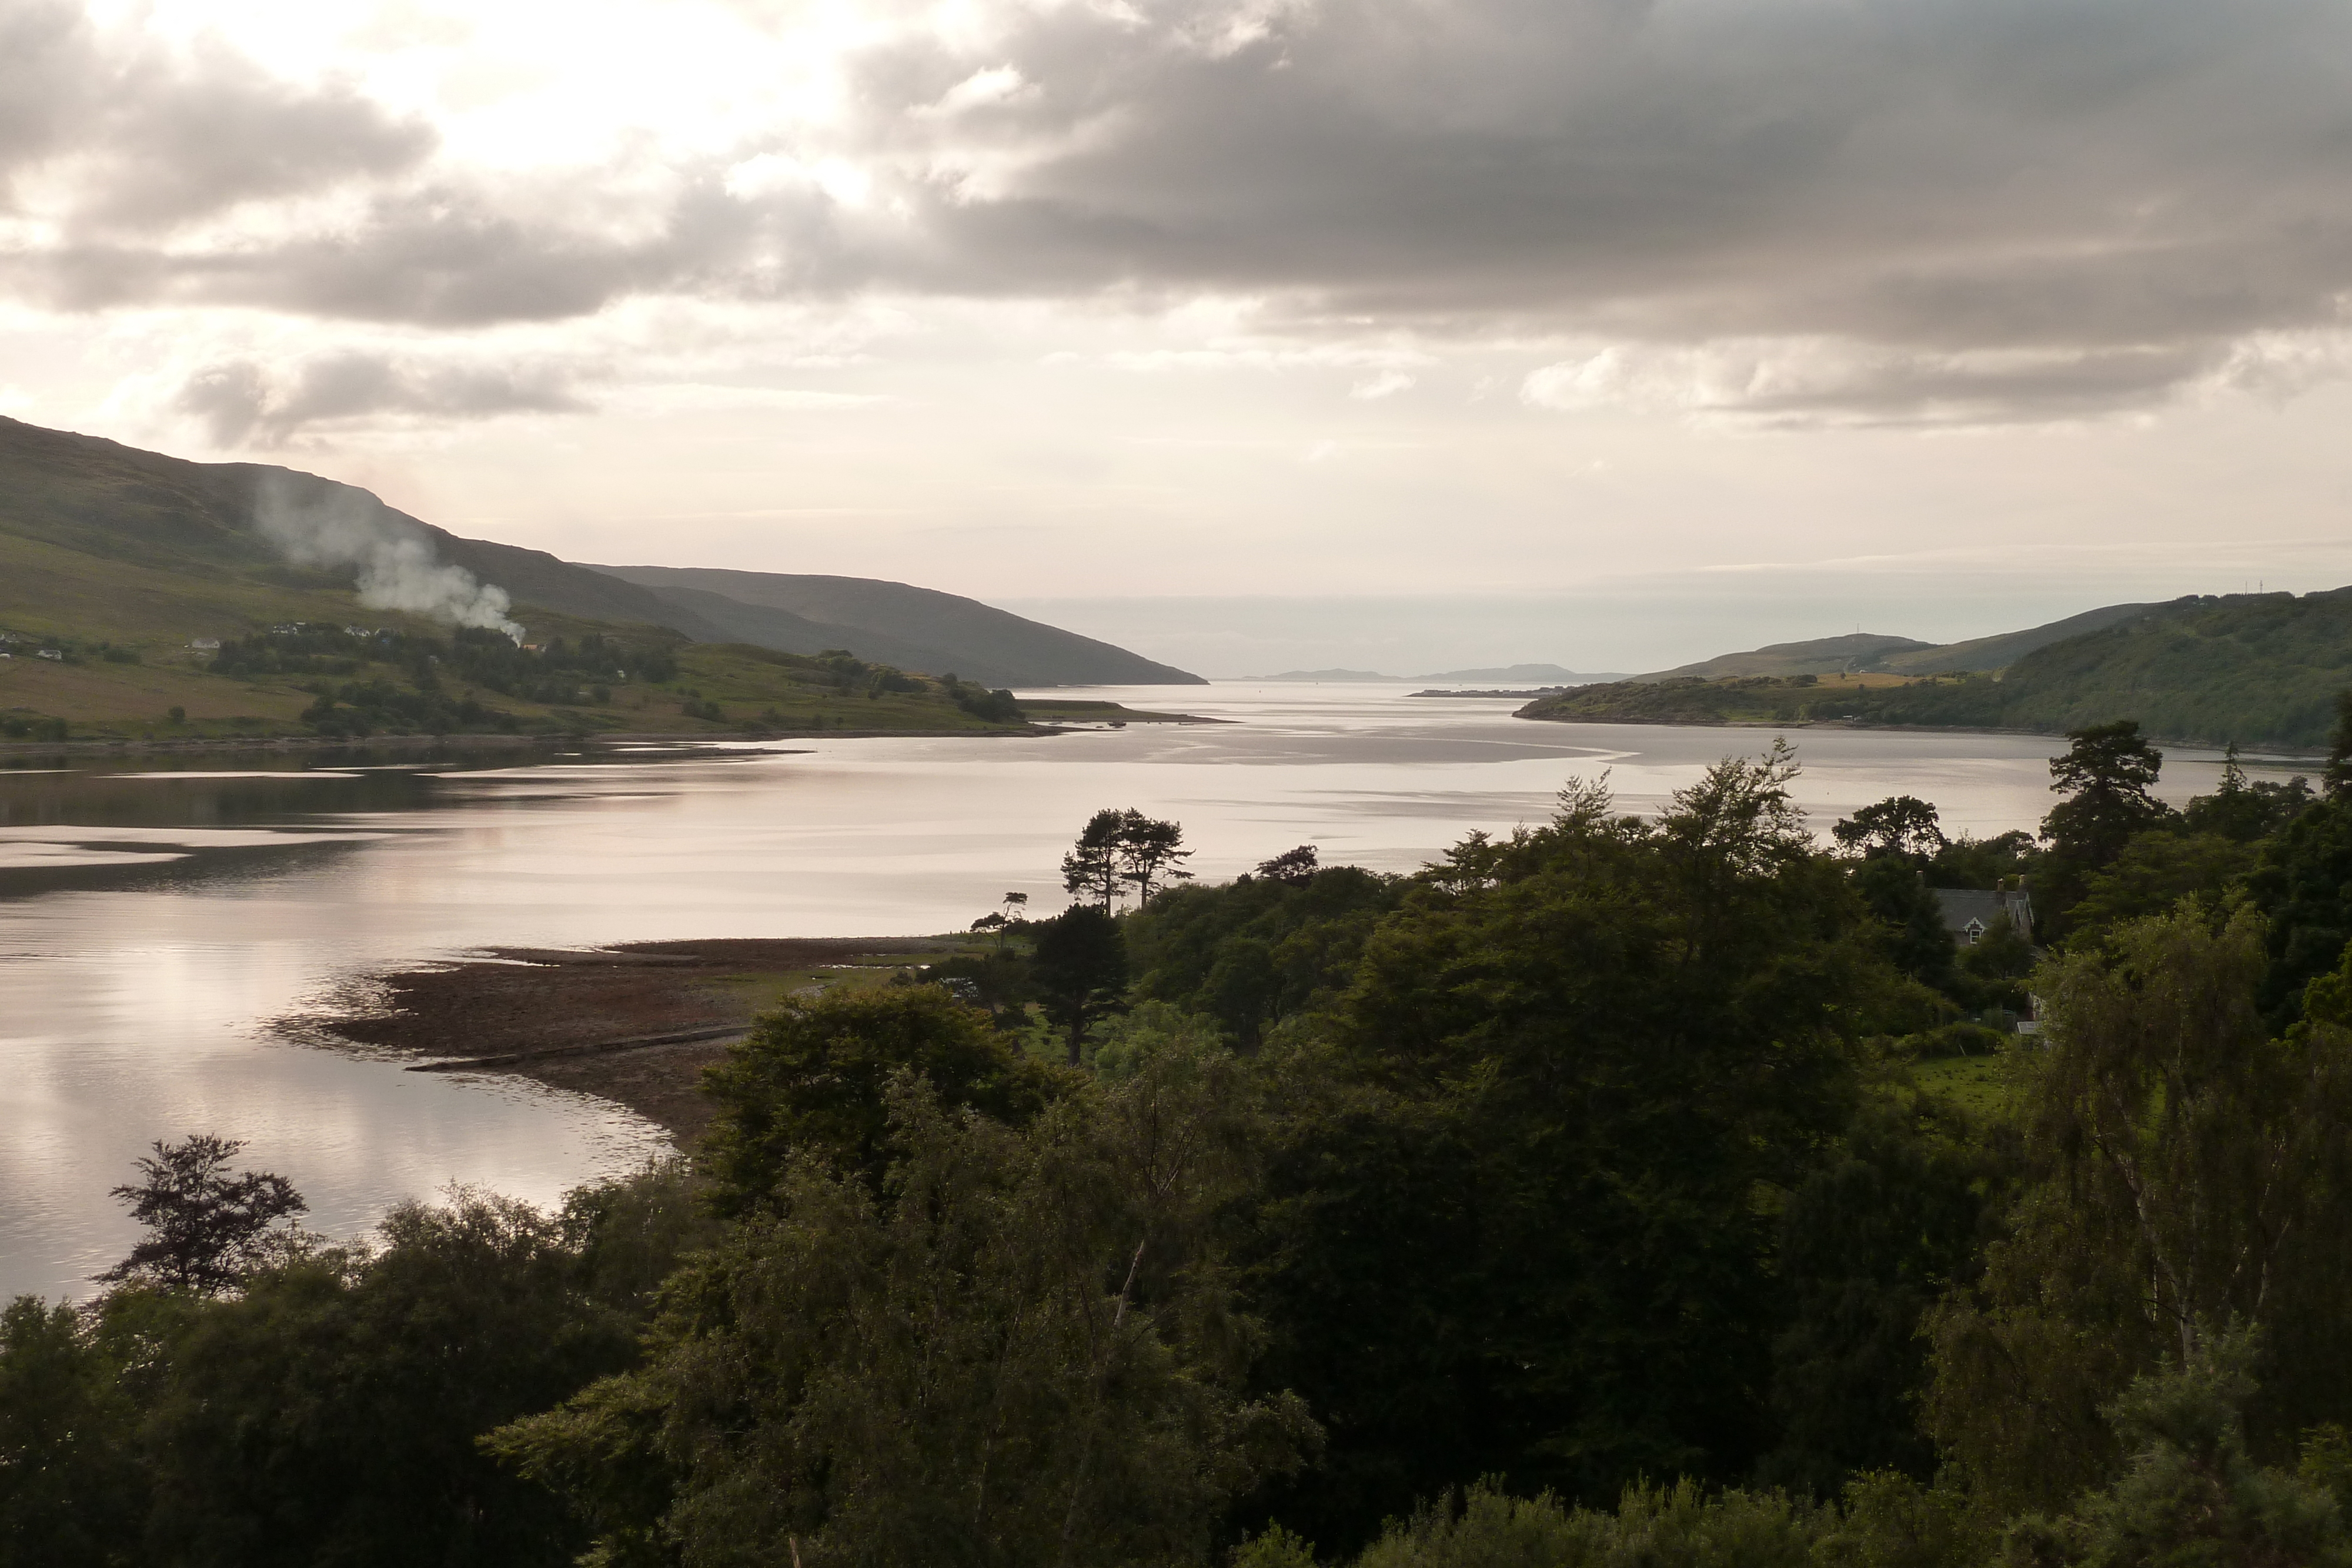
[{"xmin": 0, "ymin": 688, "xmax": 2261, "ymax": 1302}]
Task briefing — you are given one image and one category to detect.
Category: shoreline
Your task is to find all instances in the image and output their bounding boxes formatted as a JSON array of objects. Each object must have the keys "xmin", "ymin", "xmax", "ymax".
[
  {"xmin": 0, "ymin": 727, "xmax": 1017, "ymax": 761},
  {"xmin": 291, "ymin": 937, "xmax": 971, "ymax": 1143},
  {"xmin": 1512, "ymin": 712, "xmax": 2326, "ymax": 759},
  {"xmin": 0, "ymin": 711, "xmax": 1225, "ymax": 761}
]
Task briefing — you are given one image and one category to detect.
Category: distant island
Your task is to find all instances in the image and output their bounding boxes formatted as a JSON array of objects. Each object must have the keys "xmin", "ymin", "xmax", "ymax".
[
  {"xmin": 1259, "ymin": 663, "xmax": 1628, "ymax": 684},
  {"xmin": 1408, "ymin": 687, "xmax": 1566, "ymax": 699}
]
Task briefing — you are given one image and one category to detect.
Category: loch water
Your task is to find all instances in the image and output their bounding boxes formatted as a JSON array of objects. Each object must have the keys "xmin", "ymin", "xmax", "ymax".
[{"xmin": 0, "ymin": 684, "xmax": 2266, "ymax": 1301}]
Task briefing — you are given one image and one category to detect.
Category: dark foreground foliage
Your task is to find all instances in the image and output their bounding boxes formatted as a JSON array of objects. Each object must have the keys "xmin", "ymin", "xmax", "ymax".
[{"xmin": 13, "ymin": 727, "xmax": 2352, "ymax": 1568}]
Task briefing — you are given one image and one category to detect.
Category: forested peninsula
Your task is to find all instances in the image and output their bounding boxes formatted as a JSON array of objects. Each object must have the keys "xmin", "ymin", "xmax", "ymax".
[
  {"xmin": 13, "ymin": 716, "xmax": 2352, "ymax": 1567},
  {"xmin": 1520, "ymin": 587, "xmax": 2352, "ymax": 747}
]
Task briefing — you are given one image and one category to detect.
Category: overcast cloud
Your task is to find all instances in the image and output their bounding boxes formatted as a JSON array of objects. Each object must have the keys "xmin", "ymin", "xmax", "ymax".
[
  {"xmin": 4, "ymin": 0, "xmax": 2351, "ymax": 664},
  {"xmin": 6, "ymin": 0, "xmax": 2352, "ymax": 417}
]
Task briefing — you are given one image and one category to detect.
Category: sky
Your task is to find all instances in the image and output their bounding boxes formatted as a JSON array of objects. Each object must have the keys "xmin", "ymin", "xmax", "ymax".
[{"xmin": 5, "ymin": 0, "xmax": 2352, "ymax": 675}]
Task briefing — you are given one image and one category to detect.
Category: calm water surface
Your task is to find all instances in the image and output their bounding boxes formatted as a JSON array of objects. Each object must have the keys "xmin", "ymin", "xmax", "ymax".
[{"xmin": 0, "ymin": 683, "xmax": 2273, "ymax": 1300}]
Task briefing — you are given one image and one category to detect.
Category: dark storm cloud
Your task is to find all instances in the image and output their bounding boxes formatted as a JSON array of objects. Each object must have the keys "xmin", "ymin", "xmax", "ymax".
[
  {"xmin": 0, "ymin": 0, "xmax": 431, "ymax": 230},
  {"xmin": 843, "ymin": 0, "xmax": 2352, "ymax": 347},
  {"xmin": 175, "ymin": 352, "xmax": 587, "ymax": 447}
]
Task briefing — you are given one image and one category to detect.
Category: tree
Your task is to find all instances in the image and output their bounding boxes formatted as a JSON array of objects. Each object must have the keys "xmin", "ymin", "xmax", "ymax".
[
  {"xmin": 489, "ymin": 1060, "xmax": 1318, "ymax": 1568},
  {"xmin": 1255, "ymin": 845, "xmax": 1319, "ymax": 884},
  {"xmin": 1127, "ymin": 862, "xmax": 1400, "ymax": 1049},
  {"xmin": 1031, "ymin": 904, "xmax": 1130, "ymax": 1065},
  {"xmin": 1925, "ymin": 907, "xmax": 2352, "ymax": 1514},
  {"xmin": 2043, "ymin": 721, "xmax": 2172, "ymax": 874},
  {"xmin": 2063, "ymin": 831, "xmax": 2254, "ymax": 945},
  {"xmin": 133, "ymin": 1190, "xmax": 643, "ymax": 1568},
  {"xmin": 1760, "ymin": 1100, "xmax": 1992, "ymax": 1496},
  {"xmin": 1242, "ymin": 747, "xmax": 1890, "ymax": 1539},
  {"xmin": 99, "ymin": 1135, "xmax": 309, "ymax": 1294},
  {"xmin": 0, "ymin": 1296, "xmax": 145, "ymax": 1567},
  {"xmin": 1061, "ymin": 810, "xmax": 1194, "ymax": 910},
  {"xmin": 1850, "ymin": 854, "xmax": 1961, "ymax": 991},
  {"xmin": 1833, "ymin": 796, "xmax": 1948, "ymax": 863},
  {"xmin": 1062, "ymin": 808, "xmax": 1128, "ymax": 911},
  {"xmin": 2327, "ymin": 690, "xmax": 2352, "ymax": 802},
  {"xmin": 700, "ymin": 985, "xmax": 1061, "ymax": 1208},
  {"xmin": 1118, "ymin": 813, "xmax": 1194, "ymax": 904},
  {"xmin": 2247, "ymin": 798, "xmax": 2352, "ymax": 1027},
  {"xmin": 1929, "ymin": 828, "xmax": 2040, "ymax": 891},
  {"xmin": 950, "ymin": 682, "xmax": 1025, "ymax": 724},
  {"xmin": 2000, "ymin": 1330, "xmax": 2351, "ymax": 1567},
  {"xmin": 2183, "ymin": 744, "xmax": 2313, "ymax": 842}
]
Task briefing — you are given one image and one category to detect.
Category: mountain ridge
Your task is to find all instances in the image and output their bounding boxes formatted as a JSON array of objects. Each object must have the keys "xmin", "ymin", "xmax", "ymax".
[
  {"xmin": 1636, "ymin": 602, "xmax": 2163, "ymax": 682},
  {"xmin": 591, "ymin": 564, "xmax": 1203, "ymax": 687},
  {"xmin": 0, "ymin": 416, "xmax": 1197, "ymax": 687},
  {"xmin": 1522, "ymin": 590, "xmax": 2352, "ymax": 747}
]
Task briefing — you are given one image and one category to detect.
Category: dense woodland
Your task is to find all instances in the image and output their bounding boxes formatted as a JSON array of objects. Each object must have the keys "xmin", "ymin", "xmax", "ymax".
[{"xmin": 12, "ymin": 716, "xmax": 2352, "ymax": 1566}]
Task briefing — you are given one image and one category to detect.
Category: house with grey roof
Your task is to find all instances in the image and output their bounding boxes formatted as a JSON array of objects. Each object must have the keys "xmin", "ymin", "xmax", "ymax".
[{"xmin": 1932, "ymin": 884, "xmax": 2034, "ymax": 948}]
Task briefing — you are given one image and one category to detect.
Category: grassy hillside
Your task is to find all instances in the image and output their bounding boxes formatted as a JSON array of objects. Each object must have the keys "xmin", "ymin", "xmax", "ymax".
[
  {"xmin": 0, "ymin": 416, "xmax": 713, "ymax": 644},
  {"xmin": 594, "ymin": 564, "xmax": 1207, "ymax": 687},
  {"xmin": 0, "ymin": 416, "xmax": 1203, "ymax": 739},
  {"xmin": 0, "ymin": 416, "xmax": 1200, "ymax": 689},
  {"xmin": 1826, "ymin": 590, "xmax": 2352, "ymax": 745},
  {"xmin": 1879, "ymin": 600, "xmax": 2156, "ymax": 674},
  {"xmin": 0, "ymin": 620, "xmax": 1035, "ymax": 743},
  {"xmin": 1516, "ymin": 671, "xmax": 1935, "ymax": 727},
  {"xmin": 1635, "ymin": 601, "xmax": 2161, "ymax": 681},
  {"xmin": 1524, "ymin": 590, "xmax": 2352, "ymax": 747},
  {"xmin": 1640, "ymin": 632, "xmax": 1936, "ymax": 680}
]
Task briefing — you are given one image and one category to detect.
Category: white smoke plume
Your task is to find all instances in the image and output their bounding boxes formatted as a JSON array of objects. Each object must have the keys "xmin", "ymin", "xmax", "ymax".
[{"xmin": 252, "ymin": 474, "xmax": 524, "ymax": 640}]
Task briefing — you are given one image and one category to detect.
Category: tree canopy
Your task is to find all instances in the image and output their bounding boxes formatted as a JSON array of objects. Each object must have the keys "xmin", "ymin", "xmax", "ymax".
[{"xmin": 21, "ymin": 723, "xmax": 2352, "ymax": 1568}]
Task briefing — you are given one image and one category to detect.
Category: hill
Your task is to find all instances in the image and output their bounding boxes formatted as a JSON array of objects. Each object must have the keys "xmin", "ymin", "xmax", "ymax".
[
  {"xmin": 1256, "ymin": 664, "xmax": 1628, "ymax": 683},
  {"xmin": 0, "ymin": 416, "xmax": 1197, "ymax": 688},
  {"xmin": 1514, "ymin": 671, "xmax": 1924, "ymax": 728},
  {"xmin": 0, "ymin": 417, "xmax": 1175, "ymax": 740},
  {"xmin": 1636, "ymin": 603, "xmax": 2165, "ymax": 682},
  {"xmin": 591, "ymin": 564, "xmax": 1202, "ymax": 688},
  {"xmin": 1522, "ymin": 590, "xmax": 2352, "ymax": 747},
  {"xmin": 1877, "ymin": 601, "xmax": 2157, "ymax": 674},
  {"xmin": 1259, "ymin": 668, "xmax": 1397, "ymax": 681},
  {"xmin": 1827, "ymin": 590, "xmax": 2352, "ymax": 745},
  {"xmin": 1418, "ymin": 663, "xmax": 1629, "ymax": 684},
  {"xmin": 1641, "ymin": 632, "xmax": 1937, "ymax": 680}
]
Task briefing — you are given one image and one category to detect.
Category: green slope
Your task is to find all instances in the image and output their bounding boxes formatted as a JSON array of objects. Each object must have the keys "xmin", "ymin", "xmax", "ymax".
[
  {"xmin": 1879, "ymin": 600, "xmax": 2157, "ymax": 674},
  {"xmin": 1635, "ymin": 601, "xmax": 2161, "ymax": 681},
  {"xmin": 0, "ymin": 416, "xmax": 719, "ymax": 643},
  {"xmin": 0, "ymin": 419, "xmax": 1044, "ymax": 740},
  {"xmin": 1828, "ymin": 591, "xmax": 2352, "ymax": 746},
  {"xmin": 1515, "ymin": 673, "xmax": 1909, "ymax": 728},
  {"xmin": 1640, "ymin": 631, "xmax": 1938, "ymax": 680},
  {"xmin": 1523, "ymin": 591, "xmax": 2352, "ymax": 747},
  {"xmin": 592, "ymin": 564, "xmax": 1207, "ymax": 687},
  {"xmin": 0, "ymin": 416, "xmax": 1200, "ymax": 692}
]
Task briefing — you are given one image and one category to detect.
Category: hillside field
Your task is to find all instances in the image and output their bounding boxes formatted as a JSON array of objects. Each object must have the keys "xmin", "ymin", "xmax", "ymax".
[{"xmin": 1, "ymin": 617, "xmax": 1039, "ymax": 744}]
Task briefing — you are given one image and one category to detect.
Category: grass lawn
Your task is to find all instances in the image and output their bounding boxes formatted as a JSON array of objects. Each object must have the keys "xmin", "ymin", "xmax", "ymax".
[{"xmin": 1912, "ymin": 1050, "xmax": 2022, "ymax": 1119}]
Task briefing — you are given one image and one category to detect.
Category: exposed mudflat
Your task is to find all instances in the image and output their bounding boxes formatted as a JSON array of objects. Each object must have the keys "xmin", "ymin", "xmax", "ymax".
[{"xmin": 308, "ymin": 937, "xmax": 961, "ymax": 1143}]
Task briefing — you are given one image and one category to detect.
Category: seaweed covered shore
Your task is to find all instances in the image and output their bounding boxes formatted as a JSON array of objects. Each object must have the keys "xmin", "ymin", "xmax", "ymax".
[{"xmin": 304, "ymin": 937, "xmax": 964, "ymax": 1140}]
